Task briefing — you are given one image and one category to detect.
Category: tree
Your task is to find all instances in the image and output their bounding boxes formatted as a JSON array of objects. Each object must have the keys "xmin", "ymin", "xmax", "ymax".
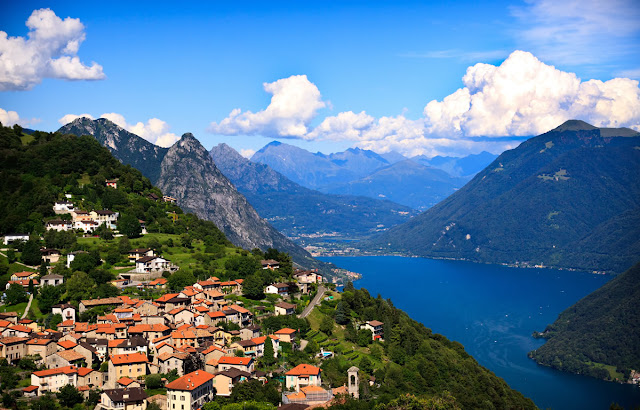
[
  {"xmin": 118, "ymin": 236, "xmax": 131, "ymax": 254},
  {"xmin": 229, "ymin": 379, "xmax": 281, "ymax": 405},
  {"xmin": 357, "ymin": 329, "xmax": 372, "ymax": 347},
  {"xmin": 5, "ymin": 283, "xmax": 28, "ymax": 305},
  {"xmin": 242, "ymin": 274, "xmax": 264, "ymax": 300},
  {"xmin": 335, "ymin": 301, "xmax": 349, "ymax": 325},
  {"xmin": 320, "ymin": 315, "xmax": 335, "ymax": 335},
  {"xmin": 117, "ymin": 213, "xmax": 142, "ymax": 238},
  {"xmin": 145, "ymin": 374, "xmax": 163, "ymax": 389},
  {"xmin": 359, "ymin": 356, "xmax": 373, "ymax": 374},
  {"xmin": 168, "ymin": 270, "xmax": 196, "ymax": 290},
  {"xmin": 261, "ymin": 337, "xmax": 276, "ymax": 366},
  {"xmin": 28, "ymin": 279, "xmax": 36, "ymax": 295},
  {"xmin": 6, "ymin": 249, "xmax": 16, "ymax": 264},
  {"xmin": 96, "ymin": 224, "xmax": 114, "ymax": 240},
  {"xmin": 86, "ymin": 389, "xmax": 101, "ymax": 407},
  {"xmin": 66, "ymin": 271, "xmax": 95, "ymax": 302},
  {"xmin": 21, "ymin": 239, "xmax": 41, "ymax": 266},
  {"xmin": 147, "ymin": 402, "xmax": 162, "ymax": 410},
  {"xmin": 30, "ymin": 393, "xmax": 58, "ymax": 410},
  {"xmin": 38, "ymin": 285, "xmax": 63, "ymax": 312},
  {"xmin": 106, "ymin": 247, "xmax": 121, "ymax": 265},
  {"xmin": 56, "ymin": 384, "xmax": 84, "ymax": 407},
  {"xmin": 70, "ymin": 251, "xmax": 101, "ymax": 273}
]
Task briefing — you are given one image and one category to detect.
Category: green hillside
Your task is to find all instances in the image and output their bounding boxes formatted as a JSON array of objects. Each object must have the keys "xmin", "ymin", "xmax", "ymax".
[
  {"xmin": 0, "ymin": 122, "xmax": 535, "ymax": 409},
  {"xmin": 529, "ymin": 263, "xmax": 640, "ymax": 381},
  {"xmin": 366, "ymin": 121, "xmax": 640, "ymax": 273}
]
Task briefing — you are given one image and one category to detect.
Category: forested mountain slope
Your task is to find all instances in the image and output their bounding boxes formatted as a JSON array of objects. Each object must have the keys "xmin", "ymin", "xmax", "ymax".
[{"xmin": 366, "ymin": 120, "xmax": 640, "ymax": 273}]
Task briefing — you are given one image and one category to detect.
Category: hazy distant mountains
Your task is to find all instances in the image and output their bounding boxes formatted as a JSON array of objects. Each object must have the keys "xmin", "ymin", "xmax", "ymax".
[
  {"xmin": 210, "ymin": 143, "xmax": 416, "ymax": 238},
  {"xmin": 321, "ymin": 159, "xmax": 466, "ymax": 210},
  {"xmin": 251, "ymin": 142, "xmax": 392, "ymax": 189},
  {"xmin": 413, "ymin": 151, "xmax": 499, "ymax": 178},
  {"xmin": 366, "ymin": 120, "xmax": 640, "ymax": 273},
  {"xmin": 58, "ymin": 118, "xmax": 323, "ymax": 270},
  {"xmin": 252, "ymin": 141, "xmax": 496, "ymax": 210}
]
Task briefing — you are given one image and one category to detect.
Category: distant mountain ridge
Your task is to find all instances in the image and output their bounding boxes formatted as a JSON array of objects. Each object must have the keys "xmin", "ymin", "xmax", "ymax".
[
  {"xmin": 252, "ymin": 141, "xmax": 496, "ymax": 210},
  {"xmin": 320, "ymin": 159, "xmax": 467, "ymax": 210},
  {"xmin": 251, "ymin": 142, "xmax": 392, "ymax": 189},
  {"xmin": 365, "ymin": 120, "xmax": 640, "ymax": 273},
  {"xmin": 57, "ymin": 118, "xmax": 324, "ymax": 271},
  {"xmin": 412, "ymin": 151, "xmax": 498, "ymax": 178},
  {"xmin": 210, "ymin": 143, "xmax": 417, "ymax": 239}
]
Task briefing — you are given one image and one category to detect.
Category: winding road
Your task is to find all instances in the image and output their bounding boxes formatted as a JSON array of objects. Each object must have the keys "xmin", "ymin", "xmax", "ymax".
[{"xmin": 299, "ymin": 284, "xmax": 326, "ymax": 318}]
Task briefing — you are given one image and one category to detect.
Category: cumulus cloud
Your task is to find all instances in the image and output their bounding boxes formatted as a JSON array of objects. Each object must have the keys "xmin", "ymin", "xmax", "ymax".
[
  {"xmin": 58, "ymin": 113, "xmax": 94, "ymax": 125},
  {"xmin": 100, "ymin": 113, "xmax": 180, "ymax": 147},
  {"xmin": 512, "ymin": 0, "xmax": 640, "ymax": 66},
  {"xmin": 0, "ymin": 108, "xmax": 41, "ymax": 127},
  {"xmin": 0, "ymin": 8, "xmax": 105, "ymax": 91},
  {"xmin": 424, "ymin": 50, "xmax": 640, "ymax": 136},
  {"xmin": 240, "ymin": 149, "xmax": 256, "ymax": 158},
  {"xmin": 208, "ymin": 75, "xmax": 326, "ymax": 138},
  {"xmin": 0, "ymin": 108, "xmax": 24, "ymax": 127},
  {"xmin": 209, "ymin": 51, "xmax": 640, "ymax": 157},
  {"xmin": 58, "ymin": 112, "xmax": 179, "ymax": 147}
]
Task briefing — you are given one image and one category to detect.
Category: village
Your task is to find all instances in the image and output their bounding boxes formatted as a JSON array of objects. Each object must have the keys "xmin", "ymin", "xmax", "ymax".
[{"xmin": 0, "ymin": 191, "xmax": 384, "ymax": 410}]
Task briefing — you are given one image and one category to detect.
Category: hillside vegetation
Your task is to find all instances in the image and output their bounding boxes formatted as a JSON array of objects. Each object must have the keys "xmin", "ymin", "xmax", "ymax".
[
  {"xmin": 0, "ymin": 122, "xmax": 535, "ymax": 409},
  {"xmin": 529, "ymin": 263, "xmax": 640, "ymax": 381},
  {"xmin": 366, "ymin": 121, "xmax": 640, "ymax": 273}
]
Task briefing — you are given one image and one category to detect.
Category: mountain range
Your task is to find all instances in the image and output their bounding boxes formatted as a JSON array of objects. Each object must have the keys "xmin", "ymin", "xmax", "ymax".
[
  {"xmin": 412, "ymin": 150, "xmax": 498, "ymax": 178},
  {"xmin": 58, "ymin": 118, "xmax": 324, "ymax": 271},
  {"xmin": 320, "ymin": 159, "xmax": 466, "ymax": 210},
  {"xmin": 365, "ymin": 120, "xmax": 640, "ymax": 273},
  {"xmin": 251, "ymin": 142, "xmax": 392, "ymax": 189},
  {"xmin": 210, "ymin": 143, "xmax": 416, "ymax": 239},
  {"xmin": 252, "ymin": 141, "xmax": 495, "ymax": 210}
]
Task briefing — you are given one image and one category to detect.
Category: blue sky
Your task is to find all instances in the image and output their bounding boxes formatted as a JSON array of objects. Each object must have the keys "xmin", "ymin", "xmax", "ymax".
[{"xmin": 1, "ymin": 0, "xmax": 639, "ymax": 158}]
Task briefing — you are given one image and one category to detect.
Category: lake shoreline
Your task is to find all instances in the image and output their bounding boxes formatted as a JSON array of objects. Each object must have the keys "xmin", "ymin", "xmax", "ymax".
[{"xmin": 319, "ymin": 255, "xmax": 640, "ymax": 409}]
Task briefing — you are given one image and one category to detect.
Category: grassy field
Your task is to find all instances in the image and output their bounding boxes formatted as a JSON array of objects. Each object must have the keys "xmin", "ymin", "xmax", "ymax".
[
  {"xmin": 589, "ymin": 362, "xmax": 624, "ymax": 381},
  {"xmin": 1, "ymin": 301, "xmax": 28, "ymax": 316}
]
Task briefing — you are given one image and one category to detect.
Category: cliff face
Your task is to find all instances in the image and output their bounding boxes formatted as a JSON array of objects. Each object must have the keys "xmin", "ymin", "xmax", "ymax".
[
  {"xmin": 210, "ymin": 143, "xmax": 416, "ymax": 238},
  {"xmin": 58, "ymin": 117, "xmax": 167, "ymax": 184},
  {"xmin": 58, "ymin": 119, "xmax": 321, "ymax": 269},
  {"xmin": 157, "ymin": 134, "xmax": 274, "ymax": 247}
]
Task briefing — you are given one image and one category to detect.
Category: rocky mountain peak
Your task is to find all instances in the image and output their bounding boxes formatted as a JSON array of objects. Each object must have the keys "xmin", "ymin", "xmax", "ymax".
[{"xmin": 552, "ymin": 119, "xmax": 597, "ymax": 132}]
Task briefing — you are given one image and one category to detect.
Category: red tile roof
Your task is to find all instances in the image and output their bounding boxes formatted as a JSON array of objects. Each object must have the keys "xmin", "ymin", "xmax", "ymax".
[
  {"xmin": 275, "ymin": 328, "xmax": 297, "ymax": 335},
  {"xmin": 218, "ymin": 356, "xmax": 253, "ymax": 366},
  {"xmin": 57, "ymin": 340, "xmax": 77, "ymax": 349},
  {"xmin": 285, "ymin": 363, "xmax": 321, "ymax": 376},
  {"xmin": 165, "ymin": 370, "xmax": 214, "ymax": 391},
  {"xmin": 110, "ymin": 352, "xmax": 148, "ymax": 365}
]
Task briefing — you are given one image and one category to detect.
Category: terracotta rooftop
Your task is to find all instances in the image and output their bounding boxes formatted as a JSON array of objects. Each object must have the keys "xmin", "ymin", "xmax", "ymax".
[
  {"xmin": 165, "ymin": 370, "xmax": 214, "ymax": 391},
  {"xmin": 285, "ymin": 363, "xmax": 321, "ymax": 376}
]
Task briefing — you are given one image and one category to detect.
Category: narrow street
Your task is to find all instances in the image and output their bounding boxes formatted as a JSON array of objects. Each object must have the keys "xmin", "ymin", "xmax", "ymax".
[{"xmin": 299, "ymin": 284, "xmax": 326, "ymax": 318}]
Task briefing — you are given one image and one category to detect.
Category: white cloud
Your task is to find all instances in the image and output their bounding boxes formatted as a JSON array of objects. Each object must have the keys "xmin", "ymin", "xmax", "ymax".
[
  {"xmin": 58, "ymin": 112, "xmax": 179, "ymax": 147},
  {"xmin": 210, "ymin": 51, "xmax": 640, "ymax": 157},
  {"xmin": 424, "ymin": 50, "xmax": 640, "ymax": 136},
  {"xmin": 512, "ymin": 0, "xmax": 640, "ymax": 66},
  {"xmin": 208, "ymin": 75, "xmax": 326, "ymax": 138},
  {"xmin": 0, "ymin": 108, "xmax": 22, "ymax": 127},
  {"xmin": 58, "ymin": 113, "xmax": 94, "ymax": 125},
  {"xmin": 0, "ymin": 8, "xmax": 105, "ymax": 91},
  {"xmin": 0, "ymin": 108, "xmax": 41, "ymax": 127},
  {"xmin": 100, "ymin": 113, "xmax": 180, "ymax": 147},
  {"xmin": 240, "ymin": 149, "xmax": 256, "ymax": 158}
]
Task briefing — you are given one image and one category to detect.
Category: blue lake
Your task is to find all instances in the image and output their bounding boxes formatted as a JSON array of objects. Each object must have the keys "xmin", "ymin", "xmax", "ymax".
[{"xmin": 319, "ymin": 256, "xmax": 640, "ymax": 410}]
